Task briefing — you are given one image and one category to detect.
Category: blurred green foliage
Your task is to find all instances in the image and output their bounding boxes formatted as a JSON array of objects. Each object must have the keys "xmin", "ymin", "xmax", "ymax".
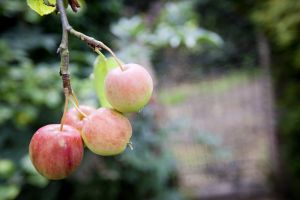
[
  {"xmin": 111, "ymin": 1, "xmax": 222, "ymax": 62},
  {"xmin": 195, "ymin": 0, "xmax": 257, "ymax": 71}
]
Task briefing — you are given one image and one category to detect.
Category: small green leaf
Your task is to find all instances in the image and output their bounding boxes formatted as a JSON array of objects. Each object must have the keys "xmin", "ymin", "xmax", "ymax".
[
  {"xmin": 27, "ymin": 0, "xmax": 56, "ymax": 16},
  {"xmin": 93, "ymin": 53, "xmax": 118, "ymax": 107},
  {"xmin": 0, "ymin": 185, "xmax": 20, "ymax": 200}
]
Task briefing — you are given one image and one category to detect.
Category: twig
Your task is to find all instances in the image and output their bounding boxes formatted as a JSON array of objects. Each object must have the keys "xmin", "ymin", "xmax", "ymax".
[
  {"xmin": 70, "ymin": 29, "xmax": 124, "ymax": 71},
  {"xmin": 57, "ymin": 0, "xmax": 71, "ymax": 95},
  {"xmin": 57, "ymin": 0, "xmax": 72, "ymax": 31},
  {"xmin": 71, "ymin": 99, "xmax": 88, "ymax": 118},
  {"xmin": 68, "ymin": 0, "xmax": 81, "ymax": 12},
  {"xmin": 60, "ymin": 94, "xmax": 70, "ymax": 131},
  {"xmin": 71, "ymin": 93, "xmax": 80, "ymax": 107},
  {"xmin": 56, "ymin": 0, "xmax": 124, "ymax": 71},
  {"xmin": 57, "ymin": 0, "xmax": 72, "ymax": 131}
]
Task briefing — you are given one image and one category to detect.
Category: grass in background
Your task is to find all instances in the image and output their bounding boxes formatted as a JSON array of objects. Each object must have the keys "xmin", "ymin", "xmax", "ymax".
[{"xmin": 158, "ymin": 68, "xmax": 260, "ymax": 105}]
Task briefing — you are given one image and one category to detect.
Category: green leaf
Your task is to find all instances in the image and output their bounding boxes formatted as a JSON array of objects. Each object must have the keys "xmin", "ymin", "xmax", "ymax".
[
  {"xmin": 93, "ymin": 53, "xmax": 119, "ymax": 107},
  {"xmin": 0, "ymin": 185, "xmax": 20, "ymax": 200},
  {"xmin": 27, "ymin": 0, "xmax": 56, "ymax": 16}
]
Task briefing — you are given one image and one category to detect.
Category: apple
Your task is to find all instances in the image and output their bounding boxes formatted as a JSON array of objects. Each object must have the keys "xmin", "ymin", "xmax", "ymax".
[
  {"xmin": 65, "ymin": 105, "xmax": 96, "ymax": 131},
  {"xmin": 105, "ymin": 63, "xmax": 153, "ymax": 113},
  {"xmin": 82, "ymin": 108, "xmax": 132, "ymax": 156},
  {"xmin": 29, "ymin": 124, "xmax": 84, "ymax": 180}
]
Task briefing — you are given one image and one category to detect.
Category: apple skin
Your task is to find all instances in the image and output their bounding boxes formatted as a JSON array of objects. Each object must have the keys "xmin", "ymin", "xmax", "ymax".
[
  {"xmin": 82, "ymin": 108, "xmax": 132, "ymax": 156},
  {"xmin": 65, "ymin": 105, "xmax": 96, "ymax": 131},
  {"xmin": 105, "ymin": 63, "xmax": 153, "ymax": 113},
  {"xmin": 29, "ymin": 124, "xmax": 84, "ymax": 180}
]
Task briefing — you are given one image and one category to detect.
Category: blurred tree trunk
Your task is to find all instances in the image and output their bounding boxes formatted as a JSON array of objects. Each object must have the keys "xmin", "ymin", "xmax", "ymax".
[
  {"xmin": 257, "ymin": 32, "xmax": 271, "ymax": 70},
  {"xmin": 252, "ymin": 1, "xmax": 300, "ymax": 199},
  {"xmin": 257, "ymin": 31, "xmax": 290, "ymax": 199}
]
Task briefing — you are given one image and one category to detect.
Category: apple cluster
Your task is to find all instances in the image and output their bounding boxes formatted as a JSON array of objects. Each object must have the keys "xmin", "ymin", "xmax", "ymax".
[{"xmin": 29, "ymin": 64, "xmax": 153, "ymax": 180}]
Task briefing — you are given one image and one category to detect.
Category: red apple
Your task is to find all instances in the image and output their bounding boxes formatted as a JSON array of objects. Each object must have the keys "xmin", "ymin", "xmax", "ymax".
[
  {"xmin": 65, "ymin": 105, "xmax": 96, "ymax": 131},
  {"xmin": 82, "ymin": 108, "xmax": 132, "ymax": 156},
  {"xmin": 105, "ymin": 63, "xmax": 153, "ymax": 113},
  {"xmin": 29, "ymin": 124, "xmax": 84, "ymax": 180}
]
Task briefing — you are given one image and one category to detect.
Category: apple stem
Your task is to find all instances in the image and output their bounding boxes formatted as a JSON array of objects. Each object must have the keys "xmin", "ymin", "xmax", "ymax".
[
  {"xmin": 71, "ymin": 92, "xmax": 80, "ymax": 107},
  {"xmin": 71, "ymin": 98, "xmax": 88, "ymax": 118},
  {"xmin": 128, "ymin": 141, "xmax": 134, "ymax": 150},
  {"xmin": 70, "ymin": 93, "xmax": 87, "ymax": 118},
  {"xmin": 60, "ymin": 93, "xmax": 70, "ymax": 131},
  {"xmin": 95, "ymin": 47, "xmax": 124, "ymax": 71}
]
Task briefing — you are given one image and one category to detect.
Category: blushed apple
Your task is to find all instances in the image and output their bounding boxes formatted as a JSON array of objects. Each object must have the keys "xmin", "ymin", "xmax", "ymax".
[
  {"xmin": 105, "ymin": 63, "xmax": 153, "ymax": 113},
  {"xmin": 65, "ymin": 105, "xmax": 96, "ymax": 131},
  {"xmin": 81, "ymin": 108, "xmax": 132, "ymax": 156},
  {"xmin": 29, "ymin": 124, "xmax": 84, "ymax": 180}
]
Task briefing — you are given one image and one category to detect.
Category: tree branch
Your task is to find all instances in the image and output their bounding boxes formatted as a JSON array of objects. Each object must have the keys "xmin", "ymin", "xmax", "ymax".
[
  {"xmin": 57, "ymin": 0, "xmax": 73, "ymax": 131},
  {"xmin": 69, "ymin": 29, "xmax": 124, "ymax": 70},
  {"xmin": 57, "ymin": 0, "xmax": 72, "ymax": 96},
  {"xmin": 56, "ymin": 0, "xmax": 124, "ymax": 71},
  {"xmin": 57, "ymin": 0, "xmax": 72, "ymax": 31}
]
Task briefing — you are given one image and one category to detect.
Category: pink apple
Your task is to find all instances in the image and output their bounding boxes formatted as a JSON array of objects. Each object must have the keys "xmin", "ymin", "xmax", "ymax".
[
  {"xmin": 82, "ymin": 108, "xmax": 132, "ymax": 156},
  {"xmin": 105, "ymin": 63, "xmax": 153, "ymax": 113},
  {"xmin": 29, "ymin": 124, "xmax": 84, "ymax": 180},
  {"xmin": 64, "ymin": 105, "xmax": 96, "ymax": 131}
]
